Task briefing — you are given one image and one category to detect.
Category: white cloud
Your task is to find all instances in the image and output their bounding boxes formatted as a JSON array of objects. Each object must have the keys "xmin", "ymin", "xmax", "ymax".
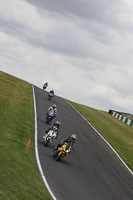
[
  {"xmin": 89, "ymin": 85, "xmax": 133, "ymax": 112},
  {"xmin": 90, "ymin": 85, "xmax": 115, "ymax": 100},
  {"xmin": 112, "ymin": 96, "xmax": 133, "ymax": 112},
  {"xmin": 0, "ymin": 0, "xmax": 133, "ymax": 114}
]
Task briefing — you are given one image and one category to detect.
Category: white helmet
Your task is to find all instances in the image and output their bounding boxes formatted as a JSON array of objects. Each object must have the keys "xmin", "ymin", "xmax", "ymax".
[
  {"xmin": 53, "ymin": 104, "xmax": 56, "ymax": 109},
  {"xmin": 55, "ymin": 121, "xmax": 61, "ymax": 128},
  {"xmin": 71, "ymin": 134, "xmax": 77, "ymax": 141}
]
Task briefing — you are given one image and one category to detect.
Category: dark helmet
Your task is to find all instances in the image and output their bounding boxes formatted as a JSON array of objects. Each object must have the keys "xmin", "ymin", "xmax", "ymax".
[
  {"xmin": 53, "ymin": 104, "xmax": 56, "ymax": 109},
  {"xmin": 71, "ymin": 134, "xmax": 77, "ymax": 141},
  {"xmin": 55, "ymin": 121, "xmax": 61, "ymax": 128}
]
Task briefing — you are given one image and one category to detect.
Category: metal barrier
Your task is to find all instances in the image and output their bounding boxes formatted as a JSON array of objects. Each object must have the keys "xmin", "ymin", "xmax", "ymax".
[{"xmin": 109, "ymin": 110, "xmax": 133, "ymax": 127}]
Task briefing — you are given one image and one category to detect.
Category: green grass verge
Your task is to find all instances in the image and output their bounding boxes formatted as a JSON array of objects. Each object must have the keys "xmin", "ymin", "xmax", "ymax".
[
  {"xmin": 1, "ymin": 70, "xmax": 132, "ymax": 200},
  {"xmin": 67, "ymin": 100, "xmax": 133, "ymax": 171},
  {"xmin": 0, "ymin": 71, "xmax": 52, "ymax": 200}
]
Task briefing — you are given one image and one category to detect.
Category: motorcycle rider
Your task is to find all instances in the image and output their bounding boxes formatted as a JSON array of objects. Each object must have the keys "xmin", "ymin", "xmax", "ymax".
[
  {"xmin": 47, "ymin": 104, "xmax": 57, "ymax": 116},
  {"xmin": 53, "ymin": 104, "xmax": 57, "ymax": 115},
  {"xmin": 54, "ymin": 134, "xmax": 77, "ymax": 151},
  {"xmin": 46, "ymin": 121, "xmax": 61, "ymax": 138},
  {"xmin": 43, "ymin": 82, "xmax": 48, "ymax": 90},
  {"xmin": 49, "ymin": 90, "xmax": 54, "ymax": 95},
  {"xmin": 48, "ymin": 90, "xmax": 54, "ymax": 100}
]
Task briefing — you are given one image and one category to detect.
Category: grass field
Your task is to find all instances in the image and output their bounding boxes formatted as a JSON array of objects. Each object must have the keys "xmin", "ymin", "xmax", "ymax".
[
  {"xmin": 0, "ymin": 71, "xmax": 132, "ymax": 200},
  {"xmin": 67, "ymin": 100, "xmax": 133, "ymax": 170},
  {"xmin": 0, "ymin": 71, "xmax": 52, "ymax": 200}
]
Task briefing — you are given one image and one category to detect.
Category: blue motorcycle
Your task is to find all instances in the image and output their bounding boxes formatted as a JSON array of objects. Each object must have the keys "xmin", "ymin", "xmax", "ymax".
[{"xmin": 46, "ymin": 110, "xmax": 55, "ymax": 124}]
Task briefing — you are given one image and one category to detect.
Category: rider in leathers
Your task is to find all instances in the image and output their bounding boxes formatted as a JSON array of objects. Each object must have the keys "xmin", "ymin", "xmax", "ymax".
[
  {"xmin": 45, "ymin": 121, "xmax": 61, "ymax": 139},
  {"xmin": 55, "ymin": 134, "xmax": 77, "ymax": 151},
  {"xmin": 49, "ymin": 90, "xmax": 54, "ymax": 95},
  {"xmin": 43, "ymin": 82, "xmax": 48, "ymax": 90},
  {"xmin": 47, "ymin": 104, "xmax": 57, "ymax": 117}
]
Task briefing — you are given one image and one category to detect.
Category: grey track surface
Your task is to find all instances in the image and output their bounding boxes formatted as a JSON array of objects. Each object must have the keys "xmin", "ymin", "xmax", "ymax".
[{"xmin": 34, "ymin": 86, "xmax": 133, "ymax": 200}]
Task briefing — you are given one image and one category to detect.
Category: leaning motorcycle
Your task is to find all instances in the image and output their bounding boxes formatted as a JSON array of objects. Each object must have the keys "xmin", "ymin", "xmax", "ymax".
[
  {"xmin": 43, "ymin": 126, "xmax": 58, "ymax": 146},
  {"xmin": 53, "ymin": 142, "xmax": 71, "ymax": 161},
  {"xmin": 48, "ymin": 92, "xmax": 54, "ymax": 100},
  {"xmin": 46, "ymin": 110, "xmax": 55, "ymax": 124}
]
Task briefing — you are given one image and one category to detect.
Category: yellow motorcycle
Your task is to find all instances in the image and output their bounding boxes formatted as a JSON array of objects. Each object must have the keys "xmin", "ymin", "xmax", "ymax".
[{"xmin": 53, "ymin": 142, "xmax": 71, "ymax": 161}]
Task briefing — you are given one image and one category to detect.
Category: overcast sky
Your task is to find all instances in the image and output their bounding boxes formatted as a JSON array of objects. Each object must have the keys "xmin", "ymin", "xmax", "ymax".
[{"xmin": 0, "ymin": 0, "xmax": 133, "ymax": 113}]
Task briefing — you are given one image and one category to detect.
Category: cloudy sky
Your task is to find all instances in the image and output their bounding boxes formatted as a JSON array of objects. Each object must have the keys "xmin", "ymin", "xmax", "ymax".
[{"xmin": 0, "ymin": 0, "xmax": 133, "ymax": 113}]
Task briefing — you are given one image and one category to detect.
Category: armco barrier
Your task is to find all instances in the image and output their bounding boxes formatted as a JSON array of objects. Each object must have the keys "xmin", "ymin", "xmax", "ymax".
[{"xmin": 109, "ymin": 110, "xmax": 133, "ymax": 127}]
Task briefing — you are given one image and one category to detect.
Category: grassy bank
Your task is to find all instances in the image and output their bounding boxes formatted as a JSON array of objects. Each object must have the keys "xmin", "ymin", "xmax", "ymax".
[
  {"xmin": 0, "ymin": 71, "xmax": 52, "ymax": 200},
  {"xmin": 67, "ymin": 100, "xmax": 133, "ymax": 171},
  {"xmin": 0, "ymin": 70, "xmax": 132, "ymax": 200}
]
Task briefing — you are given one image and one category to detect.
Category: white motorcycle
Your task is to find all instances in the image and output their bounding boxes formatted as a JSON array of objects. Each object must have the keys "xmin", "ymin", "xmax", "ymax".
[{"xmin": 43, "ymin": 126, "xmax": 57, "ymax": 146}]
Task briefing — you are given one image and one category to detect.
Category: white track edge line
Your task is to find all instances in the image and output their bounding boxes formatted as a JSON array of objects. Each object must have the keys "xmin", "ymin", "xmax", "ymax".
[
  {"xmin": 32, "ymin": 85, "xmax": 57, "ymax": 200},
  {"xmin": 67, "ymin": 101, "xmax": 133, "ymax": 175}
]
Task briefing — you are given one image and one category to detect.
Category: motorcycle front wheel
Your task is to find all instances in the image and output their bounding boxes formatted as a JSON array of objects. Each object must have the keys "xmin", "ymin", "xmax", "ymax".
[{"xmin": 55, "ymin": 152, "xmax": 64, "ymax": 161}]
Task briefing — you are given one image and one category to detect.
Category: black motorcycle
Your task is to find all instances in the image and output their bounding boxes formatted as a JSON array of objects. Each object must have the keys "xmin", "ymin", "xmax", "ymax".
[{"xmin": 48, "ymin": 92, "xmax": 54, "ymax": 100}]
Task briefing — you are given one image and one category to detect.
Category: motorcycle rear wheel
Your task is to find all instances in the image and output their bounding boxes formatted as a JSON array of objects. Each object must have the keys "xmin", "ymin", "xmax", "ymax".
[
  {"xmin": 46, "ymin": 117, "xmax": 51, "ymax": 124},
  {"xmin": 48, "ymin": 96, "xmax": 51, "ymax": 100}
]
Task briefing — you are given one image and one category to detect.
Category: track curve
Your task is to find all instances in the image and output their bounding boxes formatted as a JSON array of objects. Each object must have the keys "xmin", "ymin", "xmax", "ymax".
[{"xmin": 34, "ymin": 86, "xmax": 132, "ymax": 200}]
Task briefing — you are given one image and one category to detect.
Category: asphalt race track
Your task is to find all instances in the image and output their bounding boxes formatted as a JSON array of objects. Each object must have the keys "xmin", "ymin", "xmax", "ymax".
[{"xmin": 34, "ymin": 86, "xmax": 133, "ymax": 200}]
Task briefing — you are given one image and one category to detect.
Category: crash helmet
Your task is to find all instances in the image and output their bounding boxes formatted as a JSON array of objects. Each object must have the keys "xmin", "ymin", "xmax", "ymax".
[
  {"xmin": 55, "ymin": 121, "xmax": 61, "ymax": 128},
  {"xmin": 71, "ymin": 134, "xmax": 77, "ymax": 141},
  {"xmin": 53, "ymin": 104, "xmax": 56, "ymax": 109}
]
